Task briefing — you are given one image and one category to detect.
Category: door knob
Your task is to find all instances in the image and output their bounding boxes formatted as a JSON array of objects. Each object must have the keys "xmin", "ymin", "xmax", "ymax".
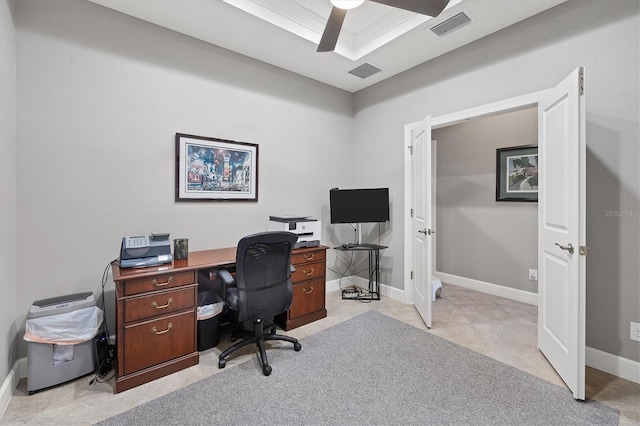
[
  {"xmin": 555, "ymin": 242, "xmax": 574, "ymax": 254},
  {"xmin": 418, "ymin": 229, "xmax": 427, "ymax": 234}
]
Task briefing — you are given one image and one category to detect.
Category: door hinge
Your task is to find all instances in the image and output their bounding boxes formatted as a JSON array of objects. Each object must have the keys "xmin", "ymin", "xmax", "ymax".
[
  {"xmin": 410, "ymin": 271, "xmax": 414, "ymax": 279},
  {"xmin": 408, "ymin": 145, "xmax": 413, "ymax": 155},
  {"xmin": 579, "ymin": 245, "xmax": 590, "ymax": 256},
  {"xmin": 410, "ymin": 208, "xmax": 413, "ymax": 218},
  {"xmin": 579, "ymin": 68, "xmax": 584, "ymax": 96}
]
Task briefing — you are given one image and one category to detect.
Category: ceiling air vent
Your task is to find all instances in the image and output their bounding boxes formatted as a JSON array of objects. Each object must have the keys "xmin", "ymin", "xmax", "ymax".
[
  {"xmin": 348, "ymin": 62, "xmax": 382, "ymax": 79},
  {"xmin": 429, "ymin": 11, "xmax": 472, "ymax": 37}
]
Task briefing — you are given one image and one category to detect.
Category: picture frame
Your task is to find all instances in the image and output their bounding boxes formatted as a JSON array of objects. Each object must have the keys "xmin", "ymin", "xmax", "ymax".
[
  {"xmin": 496, "ymin": 145, "xmax": 538, "ymax": 202},
  {"xmin": 175, "ymin": 133, "xmax": 258, "ymax": 201}
]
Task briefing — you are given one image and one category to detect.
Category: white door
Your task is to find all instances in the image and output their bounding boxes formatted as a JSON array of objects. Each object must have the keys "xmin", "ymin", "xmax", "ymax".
[
  {"xmin": 538, "ymin": 67, "xmax": 586, "ymax": 400},
  {"xmin": 412, "ymin": 116, "xmax": 433, "ymax": 328}
]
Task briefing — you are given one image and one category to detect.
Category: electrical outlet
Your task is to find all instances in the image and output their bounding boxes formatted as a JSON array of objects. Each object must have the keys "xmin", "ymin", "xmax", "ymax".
[
  {"xmin": 529, "ymin": 269, "xmax": 538, "ymax": 281},
  {"xmin": 630, "ymin": 322, "xmax": 640, "ymax": 343}
]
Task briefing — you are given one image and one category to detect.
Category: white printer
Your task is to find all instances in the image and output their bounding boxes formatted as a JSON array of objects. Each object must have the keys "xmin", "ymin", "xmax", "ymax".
[{"xmin": 268, "ymin": 215, "xmax": 321, "ymax": 248}]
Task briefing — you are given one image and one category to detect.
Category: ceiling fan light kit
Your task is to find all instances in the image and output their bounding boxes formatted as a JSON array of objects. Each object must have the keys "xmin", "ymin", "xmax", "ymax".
[
  {"xmin": 330, "ymin": 0, "xmax": 365, "ymax": 10},
  {"xmin": 318, "ymin": 0, "xmax": 451, "ymax": 52}
]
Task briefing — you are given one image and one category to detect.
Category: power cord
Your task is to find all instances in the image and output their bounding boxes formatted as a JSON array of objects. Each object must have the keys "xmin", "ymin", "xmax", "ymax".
[
  {"xmin": 89, "ymin": 260, "xmax": 117, "ymax": 385},
  {"xmin": 327, "ymin": 224, "xmax": 355, "ymax": 292},
  {"xmin": 89, "ymin": 345, "xmax": 115, "ymax": 385}
]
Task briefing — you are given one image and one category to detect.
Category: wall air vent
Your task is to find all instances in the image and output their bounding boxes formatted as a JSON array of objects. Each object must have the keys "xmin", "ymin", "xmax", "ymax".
[
  {"xmin": 348, "ymin": 62, "xmax": 382, "ymax": 79},
  {"xmin": 429, "ymin": 11, "xmax": 472, "ymax": 37}
]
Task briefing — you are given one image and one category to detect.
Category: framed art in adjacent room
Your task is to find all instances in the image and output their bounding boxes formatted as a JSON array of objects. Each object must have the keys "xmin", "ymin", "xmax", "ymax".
[
  {"xmin": 496, "ymin": 145, "xmax": 538, "ymax": 202},
  {"xmin": 175, "ymin": 133, "xmax": 258, "ymax": 201}
]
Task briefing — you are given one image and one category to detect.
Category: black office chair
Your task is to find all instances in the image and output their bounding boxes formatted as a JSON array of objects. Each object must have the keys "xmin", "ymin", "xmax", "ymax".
[{"xmin": 216, "ymin": 231, "xmax": 301, "ymax": 376}]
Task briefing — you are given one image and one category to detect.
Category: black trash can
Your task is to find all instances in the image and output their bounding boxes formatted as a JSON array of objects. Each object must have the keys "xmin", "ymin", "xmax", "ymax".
[{"xmin": 197, "ymin": 291, "xmax": 223, "ymax": 351}]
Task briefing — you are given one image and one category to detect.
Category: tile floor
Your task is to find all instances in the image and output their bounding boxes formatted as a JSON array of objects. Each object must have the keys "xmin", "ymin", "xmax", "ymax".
[{"xmin": 1, "ymin": 284, "xmax": 638, "ymax": 425}]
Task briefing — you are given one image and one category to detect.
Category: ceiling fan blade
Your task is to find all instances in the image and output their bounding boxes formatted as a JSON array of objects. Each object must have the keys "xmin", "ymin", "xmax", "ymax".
[
  {"xmin": 370, "ymin": 0, "xmax": 450, "ymax": 17},
  {"xmin": 317, "ymin": 6, "xmax": 348, "ymax": 52}
]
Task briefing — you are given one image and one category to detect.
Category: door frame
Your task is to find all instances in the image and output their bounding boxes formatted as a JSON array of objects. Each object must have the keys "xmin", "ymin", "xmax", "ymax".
[{"xmin": 403, "ymin": 89, "xmax": 551, "ymax": 305}]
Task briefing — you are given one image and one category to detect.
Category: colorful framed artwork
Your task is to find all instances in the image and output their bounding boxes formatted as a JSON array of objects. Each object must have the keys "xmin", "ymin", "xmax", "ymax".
[
  {"xmin": 175, "ymin": 133, "xmax": 258, "ymax": 201},
  {"xmin": 496, "ymin": 145, "xmax": 538, "ymax": 202}
]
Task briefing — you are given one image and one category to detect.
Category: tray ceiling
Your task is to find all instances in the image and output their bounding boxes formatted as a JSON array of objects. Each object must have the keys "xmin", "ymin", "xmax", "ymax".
[{"xmin": 89, "ymin": 0, "xmax": 567, "ymax": 93}]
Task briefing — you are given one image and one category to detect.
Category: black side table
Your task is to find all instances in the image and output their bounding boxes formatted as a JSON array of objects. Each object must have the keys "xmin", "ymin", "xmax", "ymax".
[{"xmin": 334, "ymin": 244, "xmax": 387, "ymax": 301}]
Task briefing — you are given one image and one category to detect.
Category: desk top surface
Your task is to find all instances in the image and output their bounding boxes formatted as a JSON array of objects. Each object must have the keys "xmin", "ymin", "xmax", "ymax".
[
  {"xmin": 112, "ymin": 247, "xmax": 237, "ymax": 281},
  {"xmin": 111, "ymin": 245, "xmax": 329, "ymax": 281}
]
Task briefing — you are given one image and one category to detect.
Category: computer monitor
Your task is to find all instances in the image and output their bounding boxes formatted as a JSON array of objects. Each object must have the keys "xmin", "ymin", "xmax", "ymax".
[{"xmin": 329, "ymin": 188, "xmax": 390, "ymax": 224}]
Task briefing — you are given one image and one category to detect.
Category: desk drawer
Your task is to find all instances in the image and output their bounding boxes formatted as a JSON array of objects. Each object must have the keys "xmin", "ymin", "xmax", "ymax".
[
  {"xmin": 292, "ymin": 249, "xmax": 325, "ymax": 266},
  {"xmin": 291, "ymin": 262, "xmax": 324, "ymax": 283},
  {"xmin": 123, "ymin": 287, "xmax": 195, "ymax": 323},
  {"xmin": 123, "ymin": 271, "xmax": 195, "ymax": 296},
  {"xmin": 289, "ymin": 278, "xmax": 325, "ymax": 319},
  {"xmin": 123, "ymin": 310, "xmax": 195, "ymax": 375}
]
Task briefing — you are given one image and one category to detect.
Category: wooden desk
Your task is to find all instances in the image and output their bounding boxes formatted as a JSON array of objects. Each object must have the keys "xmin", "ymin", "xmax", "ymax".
[{"xmin": 111, "ymin": 245, "xmax": 327, "ymax": 393}]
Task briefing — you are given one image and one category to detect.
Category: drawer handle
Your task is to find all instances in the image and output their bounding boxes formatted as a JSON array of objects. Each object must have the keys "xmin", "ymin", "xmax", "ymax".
[
  {"xmin": 304, "ymin": 254, "xmax": 314, "ymax": 260},
  {"xmin": 303, "ymin": 269, "xmax": 314, "ymax": 276},
  {"xmin": 151, "ymin": 298, "xmax": 173, "ymax": 309},
  {"xmin": 303, "ymin": 286, "xmax": 314, "ymax": 294},
  {"xmin": 152, "ymin": 276, "xmax": 173, "ymax": 287},
  {"xmin": 151, "ymin": 323, "xmax": 173, "ymax": 335}
]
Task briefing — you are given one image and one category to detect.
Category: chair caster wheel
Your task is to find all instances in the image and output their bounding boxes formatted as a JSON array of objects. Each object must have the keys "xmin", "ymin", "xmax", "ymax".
[
  {"xmin": 294, "ymin": 342, "xmax": 302, "ymax": 351},
  {"xmin": 218, "ymin": 359, "xmax": 226, "ymax": 369},
  {"xmin": 262, "ymin": 365, "xmax": 272, "ymax": 376}
]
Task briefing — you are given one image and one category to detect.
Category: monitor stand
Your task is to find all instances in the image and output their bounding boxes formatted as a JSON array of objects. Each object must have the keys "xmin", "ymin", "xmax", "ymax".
[{"xmin": 355, "ymin": 223, "xmax": 363, "ymax": 246}]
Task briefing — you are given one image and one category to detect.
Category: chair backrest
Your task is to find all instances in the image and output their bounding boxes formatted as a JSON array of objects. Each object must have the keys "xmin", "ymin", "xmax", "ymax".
[{"xmin": 234, "ymin": 231, "xmax": 298, "ymax": 322}]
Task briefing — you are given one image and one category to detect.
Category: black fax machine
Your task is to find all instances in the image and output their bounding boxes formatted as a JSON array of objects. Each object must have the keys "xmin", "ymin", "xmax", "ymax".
[{"xmin": 120, "ymin": 233, "xmax": 172, "ymax": 268}]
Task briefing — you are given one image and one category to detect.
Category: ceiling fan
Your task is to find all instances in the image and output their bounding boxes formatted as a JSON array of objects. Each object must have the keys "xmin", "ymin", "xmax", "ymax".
[{"xmin": 318, "ymin": 0, "xmax": 451, "ymax": 52}]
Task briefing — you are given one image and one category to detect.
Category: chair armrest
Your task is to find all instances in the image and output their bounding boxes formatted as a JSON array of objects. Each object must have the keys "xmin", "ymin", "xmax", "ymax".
[{"xmin": 214, "ymin": 268, "xmax": 238, "ymax": 309}]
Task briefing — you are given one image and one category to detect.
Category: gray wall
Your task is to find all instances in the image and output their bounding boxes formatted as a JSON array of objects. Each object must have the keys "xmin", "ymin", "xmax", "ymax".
[
  {"xmin": 0, "ymin": 0, "xmax": 17, "ymax": 384},
  {"xmin": 13, "ymin": 0, "xmax": 354, "ymax": 359},
  {"xmin": 433, "ymin": 108, "xmax": 538, "ymax": 293},
  {"xmin": 353, "ymin": 0, "xmax": 639, "ymax": 362}
]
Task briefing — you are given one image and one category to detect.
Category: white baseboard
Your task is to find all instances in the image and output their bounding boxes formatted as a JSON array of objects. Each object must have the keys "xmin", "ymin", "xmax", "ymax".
[
  {"xmin": 586, "ymin": 346, "xmax": 640, "ymax": 384},
  {"xmin": 325, "ymin": 277, "xmax": 342, "ymax": 293},
  {"xmin": 435, "ymin": 272, "xmax": 538, "ymax": 305},
  {"xmin": 328, "ymin": 272, "xmax": 534, "ymax": 307},
  {"xmin": 0, "ymin": 358, "xmax": 26, "ymax": 419}
]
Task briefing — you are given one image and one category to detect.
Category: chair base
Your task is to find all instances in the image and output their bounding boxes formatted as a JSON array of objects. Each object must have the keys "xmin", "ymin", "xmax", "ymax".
[{"xmin": 218, "ymin": 318, "xmax": 301, "ymax": 376}]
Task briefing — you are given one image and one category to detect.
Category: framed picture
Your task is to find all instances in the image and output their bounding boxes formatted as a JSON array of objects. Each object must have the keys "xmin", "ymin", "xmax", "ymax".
[
  {"xmin": 175, "ymin": 133, "xmax": 258, "ymax": 201},
  {"xmin": 496, "ymin": 145, "xmax": 538, "ymax": 202}
]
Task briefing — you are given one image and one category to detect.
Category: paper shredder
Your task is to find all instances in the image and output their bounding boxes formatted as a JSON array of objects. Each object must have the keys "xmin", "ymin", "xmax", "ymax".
[{"xmin": 26, "ymin": 292, "xmax": 99, "ymax": 393}]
